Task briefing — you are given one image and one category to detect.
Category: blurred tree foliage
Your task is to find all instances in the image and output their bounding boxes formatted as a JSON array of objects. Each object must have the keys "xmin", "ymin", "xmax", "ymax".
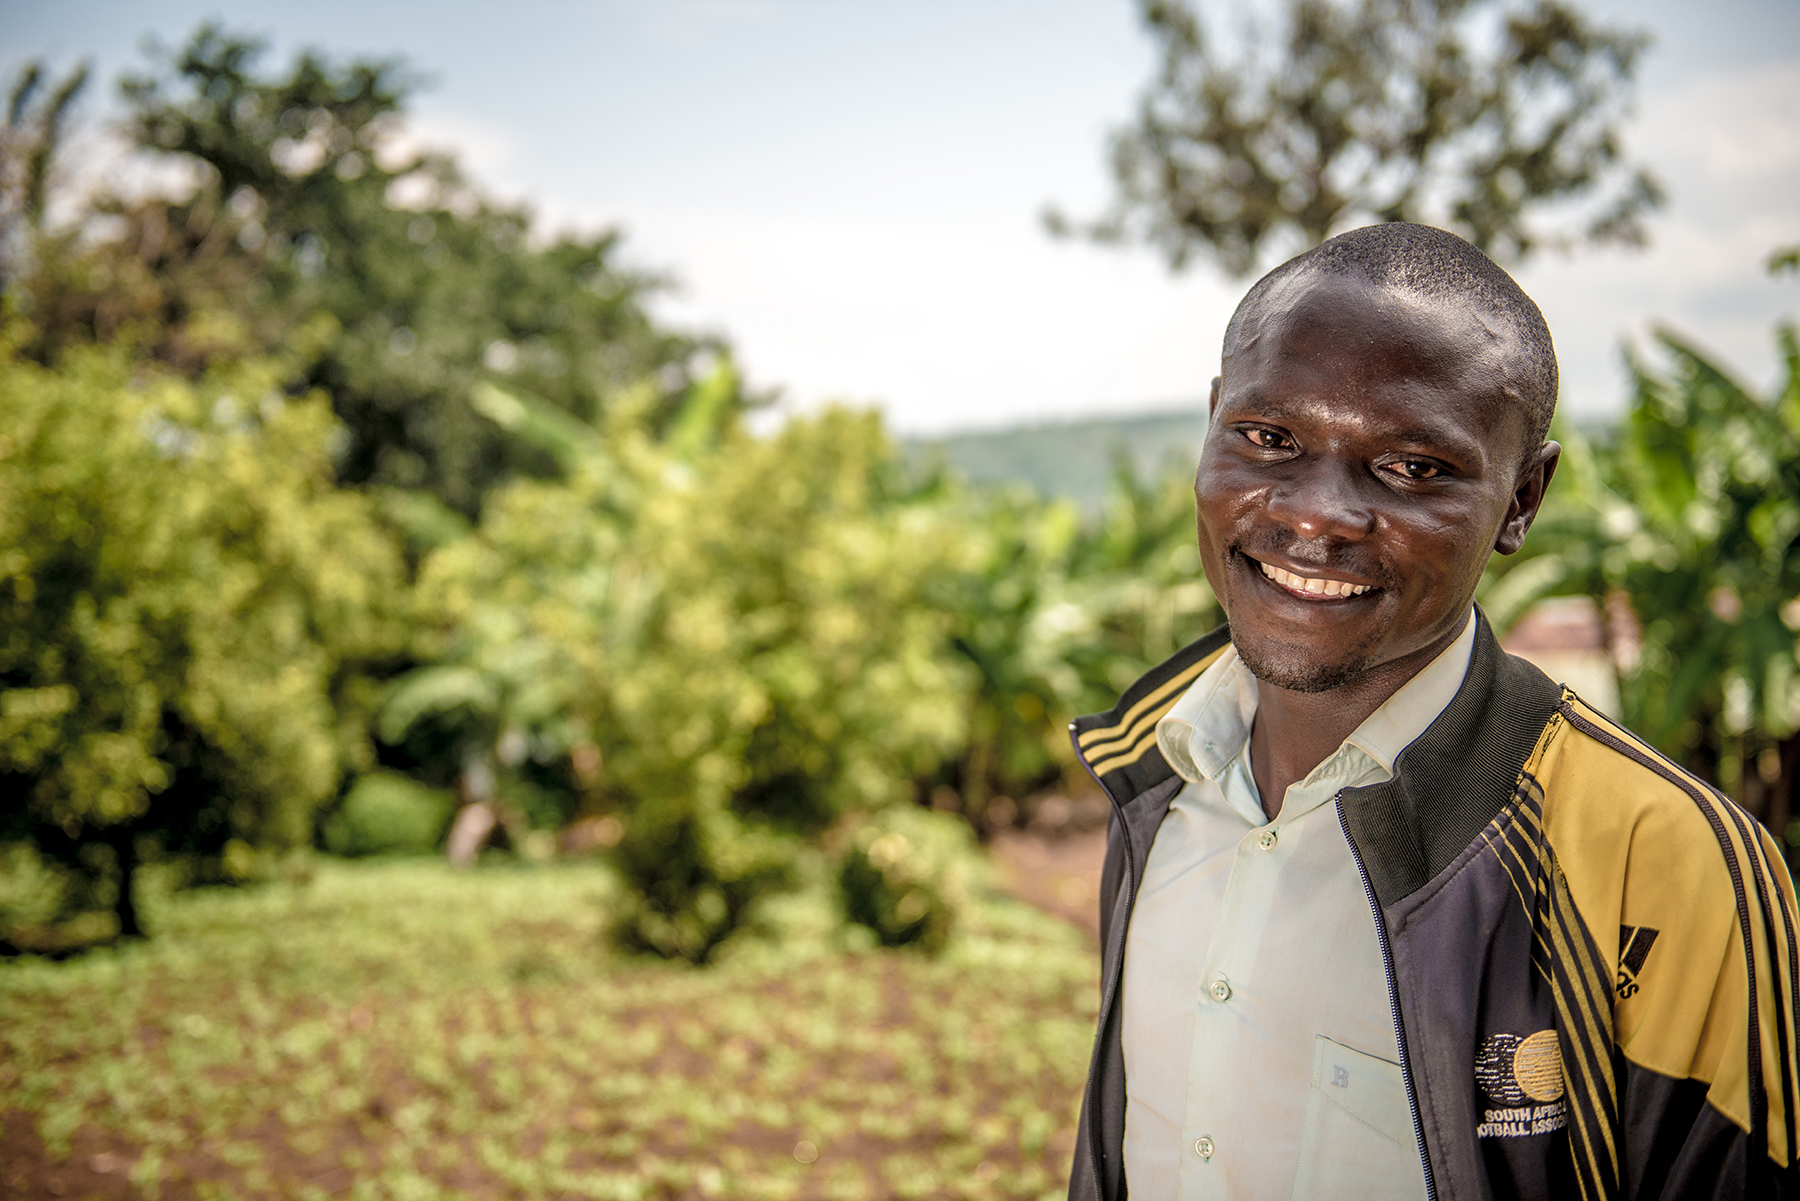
[
  {"xmin": 934, "ymin": 460, "xmax": 1218, "ymax": 822},
  {"xmin": 0, "ymin": 342, "xmax": 406, "ymax": 939},
  {"xmin": 1051, "ymin": 0, "xmax": 1662, "ymax": 275},
  {"xmin": 321, "ymin": 770, "xmax": 456, "ymax": 858},
  {"xmin": 1487, "ymin": 324, "xmax": 1800, "ymax": 847},
  {"xmin": 8, "ymin": 26, "xmax": 728, "ymax": 516},
  {"xmin": 0, "ymin": 23, "xmax": 1228, "ymax": 951}
]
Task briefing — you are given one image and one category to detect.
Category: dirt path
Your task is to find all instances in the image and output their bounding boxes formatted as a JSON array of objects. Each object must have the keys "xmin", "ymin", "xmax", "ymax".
[{"xmin": 987, "ymin": 828, "xmax": 1108, "ymax": 939}]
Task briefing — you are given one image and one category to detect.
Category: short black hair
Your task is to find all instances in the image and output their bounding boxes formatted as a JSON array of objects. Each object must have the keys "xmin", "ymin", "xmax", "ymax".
[{"xmin": 1225, "ymin": 222, "xmax": 1559, "ymax": 460}]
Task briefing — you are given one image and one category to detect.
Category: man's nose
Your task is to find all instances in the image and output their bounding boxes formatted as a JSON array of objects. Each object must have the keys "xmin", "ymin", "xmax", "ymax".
[{"xmin": 1263, "ymin": 460, "xmax": 1377, "ymax": 541}]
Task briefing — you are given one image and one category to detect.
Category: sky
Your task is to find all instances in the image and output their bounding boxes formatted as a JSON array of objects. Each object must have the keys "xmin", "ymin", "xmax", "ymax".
[{"xmin": 2, "ymin": 0, "xmax": 1796, "ymax": 434}]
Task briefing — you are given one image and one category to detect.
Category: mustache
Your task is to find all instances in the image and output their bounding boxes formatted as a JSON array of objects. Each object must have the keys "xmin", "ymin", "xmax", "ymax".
[{"xmin": 1227, "ymin": 540, "xmax": 1395, "ymax": 589}]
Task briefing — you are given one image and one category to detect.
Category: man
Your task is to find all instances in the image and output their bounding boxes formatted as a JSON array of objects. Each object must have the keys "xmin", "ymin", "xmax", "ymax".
[{"xmin": 1067, "ymin": 223, "xmax": 1800, "ymax": 1200}]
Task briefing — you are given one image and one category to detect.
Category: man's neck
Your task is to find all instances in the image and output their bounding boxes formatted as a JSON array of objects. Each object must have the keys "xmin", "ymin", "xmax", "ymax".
[{"xmin": 1246, "ymin": 625, "xmax": 1465, "ymax": 820}]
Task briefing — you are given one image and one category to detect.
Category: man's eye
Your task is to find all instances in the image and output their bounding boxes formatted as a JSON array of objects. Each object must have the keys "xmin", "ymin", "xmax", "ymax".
[
  {"xmin": 1387, "ymin": 459, "xmax": 1442, "ymax": 480},
  {"xmin": 1244, "ymin": 429, "xmax": 1289, "ymax": 449}
]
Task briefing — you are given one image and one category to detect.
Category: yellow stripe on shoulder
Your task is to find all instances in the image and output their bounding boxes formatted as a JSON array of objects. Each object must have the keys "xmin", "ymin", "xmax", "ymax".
[
  {"xmin": 1558, "ymin": 691, "xmax": 1667, "ymax": 767},
  {"xmin": 1086, "ymin": 685, "xmax": 1210, "ymax": 777},
  {"xmin": 1077, "ymin": 645, "xmax": 1227, "ymax": 758},
  {"xmin": 1088, "ymin": 731, "xmax": 1163, "ymax": 778}
]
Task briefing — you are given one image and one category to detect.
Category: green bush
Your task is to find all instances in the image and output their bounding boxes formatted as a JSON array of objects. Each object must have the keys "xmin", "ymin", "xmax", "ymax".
[
  {"xmin": 838, "ymin": 806, "xmax": 981, "ymax": 955},
  {"xmin": 0, "ymin": 843, "xmax": 70, "ymax": 934},
  {"xmin": 322, "ymin": 771, "xmax": 456, "ymax": 857},
  {"xmin": 0, "ymin": 341, "xmax": 406, "ymax": 937},
  {"xmin": 607, "ymin": 808, "xmax": 797, "ymax": 964}
]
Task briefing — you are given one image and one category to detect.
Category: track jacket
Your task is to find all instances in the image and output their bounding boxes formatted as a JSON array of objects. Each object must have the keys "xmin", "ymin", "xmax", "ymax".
[{"xmin": 1067, "ymin": 612, "xmax": 1800, "ymax": 1200}]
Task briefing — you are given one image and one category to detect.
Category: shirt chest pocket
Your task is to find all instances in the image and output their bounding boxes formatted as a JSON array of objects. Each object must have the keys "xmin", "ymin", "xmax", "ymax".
[{"xmin": 1289, "ymin": 1035, "xmax": 1427, "ymax": 1201}]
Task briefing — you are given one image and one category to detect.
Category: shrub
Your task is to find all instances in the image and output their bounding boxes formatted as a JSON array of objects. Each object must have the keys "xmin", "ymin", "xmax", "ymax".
[
  {"xmin": 386, "ymin": 387, "xmax": 974, "ymax": 961},
  {"xmin": 322, "ymin": 771, "xmax": 456, "ymax": 857},
  {"xmin": 838, "ymin": 806, "xmax": 981, "ymax": 955},
  {"xmin": 607, "ymin": 809, "xmax": 797, "ymax": 964}
]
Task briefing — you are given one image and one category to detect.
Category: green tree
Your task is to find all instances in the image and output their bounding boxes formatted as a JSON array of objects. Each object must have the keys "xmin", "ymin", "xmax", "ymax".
[
  {"xmin": 0, "ymin": 342, "xmax": 406, "ymax": 939},
  {"xmin": 1051, "ymin": 0, "xmax": 1662, "ymax": 275},
  {"xmin": 1066, "ymin": 454, "xmax": 1223, "ymax": 693},
  {"xmin": 838, "ymin": 805, "xmax": 982, "ymax": 955},
  {"xmin": 9, "ymin": 28, "xmax": 728, "ymax": 515},
  {"xmin": 383, "ymin": 381, "xmax": 973, "ymax": 961},
  {"xmin": 932, "ymin": 486, "xmax": 1090, "ymax": 821}
]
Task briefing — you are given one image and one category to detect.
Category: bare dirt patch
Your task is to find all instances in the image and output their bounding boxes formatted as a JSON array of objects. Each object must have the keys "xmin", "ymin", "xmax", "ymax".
[{"xmin": 988, "ymin": 829, "xmax": 1107, "ymax": 939}]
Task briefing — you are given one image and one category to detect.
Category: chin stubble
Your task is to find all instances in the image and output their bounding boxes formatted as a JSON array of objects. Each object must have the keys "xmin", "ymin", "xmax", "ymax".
[
  {"xmin": 1222, "ymin": 547, "xmax": 1392, "ymax": 694},
  {"xmin": 1231, "ymin": 634, "xmax": 1383, "ymax": 694}
]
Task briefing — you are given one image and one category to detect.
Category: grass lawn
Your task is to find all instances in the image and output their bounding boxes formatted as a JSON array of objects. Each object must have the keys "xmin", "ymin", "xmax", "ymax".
[{"xmin": 0, "ymin": 857, "xmax": 1099, "ymax": 1200}]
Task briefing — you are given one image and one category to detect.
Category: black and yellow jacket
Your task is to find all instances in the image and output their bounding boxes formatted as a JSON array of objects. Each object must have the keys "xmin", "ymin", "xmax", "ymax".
[{"xmin": 1067, "ymin": 612, "xmax": 1800, "ymax": 1200}]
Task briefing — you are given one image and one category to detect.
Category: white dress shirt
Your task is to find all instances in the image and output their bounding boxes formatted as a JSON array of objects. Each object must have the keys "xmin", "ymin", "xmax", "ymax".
[{"xmin": 1120, "ymin": 610, "xmax": 1475, "ymax": 1199}]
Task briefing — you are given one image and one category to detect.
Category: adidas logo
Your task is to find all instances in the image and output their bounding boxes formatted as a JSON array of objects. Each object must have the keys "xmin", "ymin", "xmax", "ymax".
[{"xmin": 1617, "ymin": 925, "xmax": 1660, "ymax": 999}]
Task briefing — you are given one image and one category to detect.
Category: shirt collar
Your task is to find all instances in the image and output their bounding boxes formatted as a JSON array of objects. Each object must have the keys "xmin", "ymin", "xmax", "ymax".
[
  {"xmin": 1341, "ymin": 608, "xmax": 1476, "ymax": 774},
  {"xmin": 1155, "ymin": 607, "xmax": 1476, "ymax": 786},
  {"xmin": 1156, "ymin": 645, "xmax": 1259, "ymax": 784}
]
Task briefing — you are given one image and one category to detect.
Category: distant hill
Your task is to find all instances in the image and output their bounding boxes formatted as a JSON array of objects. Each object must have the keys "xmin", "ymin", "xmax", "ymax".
[{"xmin": 907, "ymin": 407, "xmax": 1208, "ymax": 509}]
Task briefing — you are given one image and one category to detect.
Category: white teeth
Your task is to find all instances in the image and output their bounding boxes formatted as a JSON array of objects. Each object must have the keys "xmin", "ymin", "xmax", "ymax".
[{"xmin": 1258, "ymin": 560, "xmax": 1371, "ymax": 598}]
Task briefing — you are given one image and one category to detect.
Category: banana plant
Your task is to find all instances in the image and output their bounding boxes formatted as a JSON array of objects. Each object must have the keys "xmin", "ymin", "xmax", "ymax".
[{"xmin": 1488, "ymin": 322, "xmax": 1800, "ymax": 844}]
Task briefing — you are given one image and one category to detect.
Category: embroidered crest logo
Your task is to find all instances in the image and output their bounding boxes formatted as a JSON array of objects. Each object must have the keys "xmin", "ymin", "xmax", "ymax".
[
  {"xmin": 1617, "ymin": 925, "xmax": 1660, "ymax": 998},
  {"xmin": 1475, "ymin": 1030, "xmax": 1568, "ymax": 1139}
]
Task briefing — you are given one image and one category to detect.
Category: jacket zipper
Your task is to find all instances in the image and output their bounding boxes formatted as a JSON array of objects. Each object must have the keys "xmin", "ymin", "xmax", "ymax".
[
  {"xmin": 1339, "ymin": 790, "xmax": 1438, "ymax": 1201},
  {"xmin": 1076, "ymin": 735, "xmax": 1133, "ymax": 1201}
]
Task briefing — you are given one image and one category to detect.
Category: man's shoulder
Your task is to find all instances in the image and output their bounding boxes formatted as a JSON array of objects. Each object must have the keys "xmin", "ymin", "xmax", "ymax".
[
  {"xmin": 1534, "ymin": 687, "xmax": 1785, "ymax": 993},
  {"xmin": 1070, "ymin": 625, "xmax": 1231, "ymax": 790},
  {"xmin": 1534, "ymin": 688, "xmax": 1756, "ymax": 856}
]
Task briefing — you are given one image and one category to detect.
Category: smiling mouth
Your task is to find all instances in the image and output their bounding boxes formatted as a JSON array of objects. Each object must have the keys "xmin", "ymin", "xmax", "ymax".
[{"xmin": 1255, "ymin": 558, "xmax": 1374, "ymax": 599}]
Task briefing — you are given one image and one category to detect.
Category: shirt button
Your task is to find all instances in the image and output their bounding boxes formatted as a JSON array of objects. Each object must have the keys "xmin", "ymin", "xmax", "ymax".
[
  {"xmin": 1207, "ymin": 974, "xmax": 1231, "ymax": 1003},
  {"xmin": 1195, "ymin": 1136, "xmax": 1215, "ymax": 1160},
  {"xmin": 1257, "ymin": 828, "xmax": 1278, "ymax": 850}
]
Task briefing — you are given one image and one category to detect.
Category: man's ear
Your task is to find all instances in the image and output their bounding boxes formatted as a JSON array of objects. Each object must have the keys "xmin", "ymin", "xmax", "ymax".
[
  {"xmin": 1494, "ymin": 441, "xmax": 1562, "ymax": 555},
  {"xmin": 1208, "ymin": 376, "xmax": 1222, "ymax": 418}
]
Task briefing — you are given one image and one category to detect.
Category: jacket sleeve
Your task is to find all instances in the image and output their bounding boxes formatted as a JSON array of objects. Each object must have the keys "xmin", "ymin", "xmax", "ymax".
[
  {"xmin": 1615, "ymin": 814, "xmax": 1800, "ymax": 1199},
  {"xmin": 1546, "ymin": 698, "xmax": 1800, "ymax": 1198}
]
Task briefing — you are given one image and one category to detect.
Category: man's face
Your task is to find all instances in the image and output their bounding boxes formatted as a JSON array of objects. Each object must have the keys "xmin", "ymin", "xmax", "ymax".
[{"xmin": 1196, "ymin": 270, "xmax": 1552, "ymax": 694}]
